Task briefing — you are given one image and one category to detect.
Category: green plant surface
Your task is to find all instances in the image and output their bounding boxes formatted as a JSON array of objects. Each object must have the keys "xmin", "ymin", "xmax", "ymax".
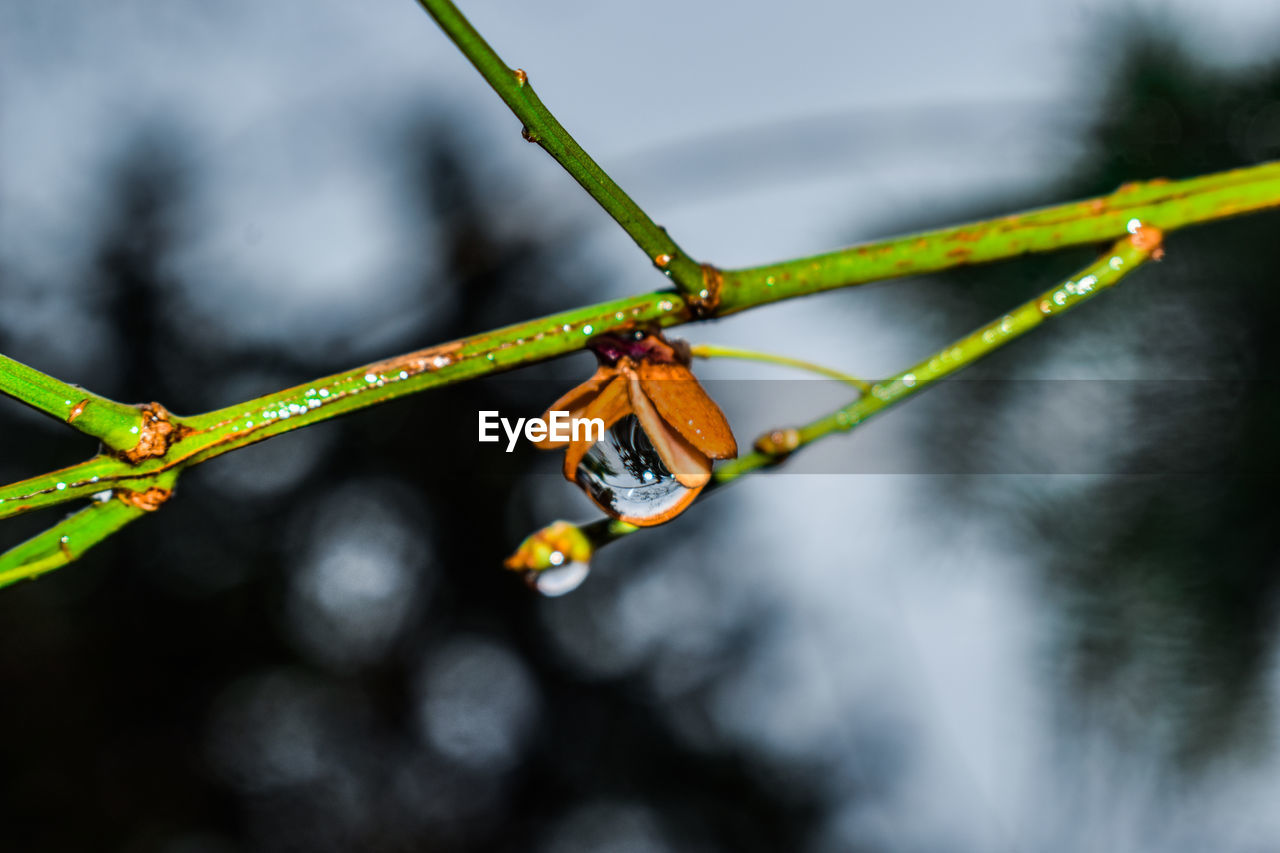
[{"xmin": 0, "ymin": 354, "xmax": 145, "ymax": 452}]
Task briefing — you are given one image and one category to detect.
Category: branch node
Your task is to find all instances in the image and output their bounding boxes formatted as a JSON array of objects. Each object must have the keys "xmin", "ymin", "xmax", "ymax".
[
  {"xmin": 686, "ymin": 263, "xmax": 724, "ymax": 317},
  {"xmin": 116, "ymin": 402, "xmax": 188, "ymax": 464}
]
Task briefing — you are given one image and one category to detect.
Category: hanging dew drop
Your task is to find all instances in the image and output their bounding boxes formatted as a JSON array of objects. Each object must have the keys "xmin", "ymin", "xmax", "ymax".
[
  {"xmin": 575, "ymin": 415, "xmax": 695, "ymax": 523},
  {"xmin": 525, "ymin": 560, "xmax": 591, "ymax": 597}
]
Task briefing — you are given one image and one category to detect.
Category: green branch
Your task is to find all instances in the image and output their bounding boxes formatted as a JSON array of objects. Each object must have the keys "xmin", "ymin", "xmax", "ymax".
[
  {"xmin": 0, "ymin": 499, "xmax": 147, "ymax": 587},
  {"xmin": 513, "ymin": 232, "xmax": 1162, "ymax": 570},
  {"xmin": 0, "ymin": 354, "xmax": 144, "ymax": 451},
  {"xmin": 413, "ymin": 0, "xmax": 709, "ymax": 296},
  {"xmin": 2, "ymin": 156, "xmax": 1276, "ymax": 580},
  {"xmin": 718, "ymin": 162, "xmax": 1280, "ymax": 313}
]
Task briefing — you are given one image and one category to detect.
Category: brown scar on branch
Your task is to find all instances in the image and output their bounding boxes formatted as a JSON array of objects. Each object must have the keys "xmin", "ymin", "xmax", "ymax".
[
  {"xmin": 686, "ymin": 263, "xmax": 724, "ymax": 317},
  {"xmin": 115, "ymin": 486, "xmax": 173, "ymax": 512},
  {"xmin": 66, "ymin": 398, "xmax": 89, "ymax": 423},
  {"xmin": 116, "ymin": 402, "xmax": 189, "ymax": 464}
]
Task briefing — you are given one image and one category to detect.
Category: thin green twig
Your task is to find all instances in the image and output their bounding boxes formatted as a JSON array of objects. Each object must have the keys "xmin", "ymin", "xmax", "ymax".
[
  {"xmin": 0, "ymin": 500, "xmax": 147, "ymax": 587},
  {"xmin": 414, "ymin": 0, "xmax": 708, "ymax": 295},
  {"xmin": 720, "ymin": 162, "xmax": 1280, "ymax": 313},
  {"xmin": 517, "ymin": 232, "xmax": 1161, "ymax": 568},
  {"xmin": 0, "ymin": 354, "xmax": 144, "ymax": 451},
  {"xmin": 689, "ymin": 343, "xmax": 872, "ymax": 393}
]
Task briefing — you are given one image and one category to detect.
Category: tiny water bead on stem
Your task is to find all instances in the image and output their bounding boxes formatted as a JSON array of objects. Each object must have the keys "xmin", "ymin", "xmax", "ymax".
[{"xmin": 531, "ymin": 330, "xmax": 737, "ymax": 526}]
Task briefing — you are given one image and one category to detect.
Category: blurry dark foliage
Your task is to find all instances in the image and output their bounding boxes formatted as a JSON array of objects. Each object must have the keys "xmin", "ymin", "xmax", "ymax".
[
  {"xmin": 2, "ymin": 22, "xmax": 1280, "ymax": 853},
  {"xmin": 891, "ymin": 28, "xmax": 1280, "ymax": 767},
  {"xmin": 0, "ymin": 114, "xmax": 818, "ymax": 851}
]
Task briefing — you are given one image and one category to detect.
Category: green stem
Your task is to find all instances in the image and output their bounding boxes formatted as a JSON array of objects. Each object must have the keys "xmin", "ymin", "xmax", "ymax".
[
  {"xmin": 414, "ymin": 0, "xmax": 707, "ymax": 294},
  {"xmin": 0, "ymin": 354, "xmax": 144, "ymax": 450},
  {"xmin": 0, "ymin": 499, "xmax": 147, "ymax": 588},
  {"xmin": 524, "ymin": 233, "xmax": 1160, "ymax": 565},
  {"xmin": 5, "ymin": 161, "xmax": 1278, "ymax": 523},
  {"xmin": 689, "ymin": 343, "xmax": 871, "ymax": 392},
  {"xmin": 719, "ymin": 162, "xmax": 1280, "ymax": 313},
  {"xmin": 720, "ymin": 233, "xmax": 1158, "ymax": 477},
  {"xmin": 4, "ymin": 157, "xmax": 1279, "ymax": 579}
]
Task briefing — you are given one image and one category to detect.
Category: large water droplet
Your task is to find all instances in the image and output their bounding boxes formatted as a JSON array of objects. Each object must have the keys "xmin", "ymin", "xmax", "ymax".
[
  {"xmin": 525, "ymin": 561, "xmax": 591, "ymax": 597},
  {"xmin": 575, "ymin": 415, "xmax": 695, "ymax": 522}
]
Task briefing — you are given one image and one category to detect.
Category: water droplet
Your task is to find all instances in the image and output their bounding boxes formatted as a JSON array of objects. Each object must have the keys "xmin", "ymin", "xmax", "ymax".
[
  {"xmin": 486, "ymin": 353, "xmax": 496, "ymax": 362},
  {"xmin": 319, "ymin": 388, "xmax": 331, "ymax": 398},
  {"xmin": 1038, "ymin": 299, "xmax": 1053, "ymax": 315},
  {"xmin": 1053, "ymin": 291, "xmax": 1068, "ymax": 306},
  {"xmin": 525, "ymin": 561, "xmax": 591, "ymax": 597},
  {"xmin": 698, "ymin": 289, "xmax": 709, "ymax": 299},
  {"xmin": 364, "ymin": 373, "xmax": 378, "ymax": 383},
  {"xmin": 56, "ymin": 482, "xmax": 66, "ymax": 490},
  {"xmin": 582, "ymin": 325, "xmax": 594, "ymax": 335},
  {"xmin": 902, "ymin": 373, "xmax": 916, "ymax": 387},
  {"xmin": 615, "ymin": 312, "xmax": 625, "ymax": 321},
  {"xmin": 1126, "ymin": 217, "xmax": 1142, "ymax": 234},
  {"xmin": 1109, "ymin": 256, "xmax": 1124, "ymax": 270},
  {"xmin": 1000, "ymin": 315, "xmax": 1015, "ymax": 333},
  {"xmin": 982, "ymin": 329, "xmax": 997, "ymax": 343},
  {"xmin": 658, "ymin": 299, "xmax": 673, "ymax": 311},
  {"xmin": 575, "ymin": 415, "xmax": 696, "ymax": 523},
  {"xmin": 432, "ymin": 355, "xmax": 452, "ymax": 369},
  {"xmin": 1078, "ymin": 275, "xmax": 1098, "ymax": 292},
  {"xmin": 399, "ymin": 370, "xmax": 409, "ymax": 380}
]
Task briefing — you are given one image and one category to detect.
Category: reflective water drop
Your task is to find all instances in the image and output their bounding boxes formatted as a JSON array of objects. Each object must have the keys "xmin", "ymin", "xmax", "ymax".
[
  {"xmin": 575, "ymin": 415, "xmax": 695, "ymax": 522},
  {"xmin": 525, "ymin": 560, "xmax": 591, "ymax": 597}
]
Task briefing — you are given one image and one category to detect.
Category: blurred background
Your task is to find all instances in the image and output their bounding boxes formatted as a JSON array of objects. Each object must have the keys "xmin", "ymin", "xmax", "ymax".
[{"xmin": 3, "ymin": 0, "xmax": 1280, "ymax": 850}]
